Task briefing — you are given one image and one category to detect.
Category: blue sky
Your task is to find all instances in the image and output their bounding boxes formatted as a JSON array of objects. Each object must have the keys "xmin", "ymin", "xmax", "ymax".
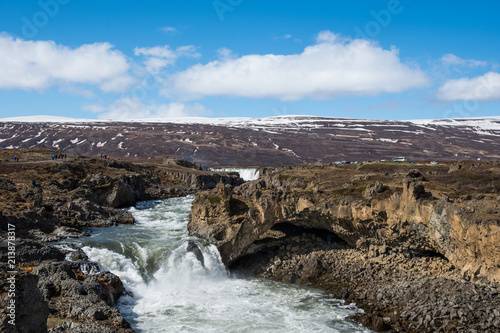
[{"xmin": 0, "ymin": 0, "xmax": 499, "ymax": 120}]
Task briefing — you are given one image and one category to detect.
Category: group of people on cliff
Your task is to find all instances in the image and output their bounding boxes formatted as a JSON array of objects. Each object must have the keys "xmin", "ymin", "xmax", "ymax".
[
  {"xmin": 100, "ymin": 154, "xmax": 110, "ymax": 160},
  {"xmin": 51, "ymin": 153, "xmax": 67, "ymax": 160}
]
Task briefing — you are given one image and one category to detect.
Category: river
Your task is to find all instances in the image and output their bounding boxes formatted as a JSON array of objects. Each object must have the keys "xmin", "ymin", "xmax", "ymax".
[{"xmin": 60, "ymin": 195, "xmax": 371, "ymax": 333}]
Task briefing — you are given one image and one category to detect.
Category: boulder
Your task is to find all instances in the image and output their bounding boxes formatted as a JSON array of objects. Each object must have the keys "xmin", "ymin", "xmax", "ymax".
[
  {"xmin": 187, "ymin": 241, "xmax": 205, "ymax": 267},
  {"xmin": 363, "ymin": 181, "xmax": 386, "ymax": 199}
]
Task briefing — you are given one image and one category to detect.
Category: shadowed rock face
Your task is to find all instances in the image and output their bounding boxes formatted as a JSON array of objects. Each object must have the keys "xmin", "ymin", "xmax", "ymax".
[
  {"xmin": 1, "ymin": 116, "xmax": 500, "ymax": 165},
  {"xmin": 0, "ymin": 272, "xmax": 49, "ymax": 333}
]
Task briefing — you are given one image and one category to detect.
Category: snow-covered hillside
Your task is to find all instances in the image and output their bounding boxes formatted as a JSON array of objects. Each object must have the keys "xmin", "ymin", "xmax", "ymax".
[{"xmin": 1, "ymin": 115, "xmax": 499, "ymax": 165}]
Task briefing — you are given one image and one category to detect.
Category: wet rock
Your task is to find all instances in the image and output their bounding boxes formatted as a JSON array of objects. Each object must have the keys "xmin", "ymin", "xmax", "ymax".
[
  {"xmin": 28, "ymin": 261, "xmax": 131, "ymax": 332},
  {"xmin": 187, "ymin": 241, "xmax": 205, "ymax": 267},
  {"xmin": 96, "ymin": 271, "xmax": 124, "ymax": 305},
  {"xmin": 67, "ymin": 250, "xmax": 89, "ymax": 262}
]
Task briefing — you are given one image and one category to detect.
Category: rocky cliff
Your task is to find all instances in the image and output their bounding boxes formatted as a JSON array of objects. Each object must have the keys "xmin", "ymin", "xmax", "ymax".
[{"xmin": 189, "ymin": 162, "xmax": 500, "ymax": 332}]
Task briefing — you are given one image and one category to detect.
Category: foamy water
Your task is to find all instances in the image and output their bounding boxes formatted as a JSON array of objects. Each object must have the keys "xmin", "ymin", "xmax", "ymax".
[{"xmin": 61, "ymin": 195, "xmax": 371, "ymax": 333}]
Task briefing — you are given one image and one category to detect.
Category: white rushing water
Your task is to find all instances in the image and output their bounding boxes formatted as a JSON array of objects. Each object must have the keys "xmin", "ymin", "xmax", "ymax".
[
  {"xmin": 209, "ymin": 168, "xmax": 260, "ymax": 181},
  {"xmin": 63, "ymin": 195, "xmax": 371, "ymax": 333}
]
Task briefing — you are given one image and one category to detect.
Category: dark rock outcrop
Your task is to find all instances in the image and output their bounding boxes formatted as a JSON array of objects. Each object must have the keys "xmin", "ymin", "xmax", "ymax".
[
  {"xmin": 32, "ymin": 261, "xmax": 133, "ymax": 332},
  {"xmin": 55, "ymin": 198, "xmax": 135, "ymax": 228},
  {"xmin": 187, "ymin": 241, "xmax": 205, "ymax": 267},
  {"xmin": 0, "ymin": 239, "xmax": 65, "ymax": 264},
  {"xmin": 0, "ymin": 270, "xmax": 49, "ymax": 333}
]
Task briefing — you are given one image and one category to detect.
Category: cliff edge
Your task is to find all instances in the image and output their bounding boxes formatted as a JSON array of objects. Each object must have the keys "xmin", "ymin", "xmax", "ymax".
[{"xmin": 189, "ymin": 162, "xmax": 500, "ymax": 332}]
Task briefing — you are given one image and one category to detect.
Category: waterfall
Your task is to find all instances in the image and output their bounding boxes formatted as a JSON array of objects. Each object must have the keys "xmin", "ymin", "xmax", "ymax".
[
  {"xmin": 209, "ymin": 167, "xmax": 260, "ymax": 181},
  {"xmin": 58, "ymin": 195, "xmax": 371, "ymax": 333}
]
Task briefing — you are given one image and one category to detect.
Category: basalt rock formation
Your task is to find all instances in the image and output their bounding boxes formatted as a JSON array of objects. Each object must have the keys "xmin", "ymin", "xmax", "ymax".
[
  {"xmin": 189, "ymin": 162, "xmax": 500, "ymax": 332},
  {"xmin": 190, "ymin": 174, "xmax": 499, "ymax": 282}
]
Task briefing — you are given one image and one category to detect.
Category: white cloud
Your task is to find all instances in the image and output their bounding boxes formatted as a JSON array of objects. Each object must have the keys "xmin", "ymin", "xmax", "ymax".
[
  {"xmin": 133, "ymin": 45, "xmax": 200, "ymax": 74},
  {"xmin": 160, "ymin": 26, "xmax": 178, "ymax": 34},
  {"xmin": 441, "ymin": 53, "xmax": 487, "ymax": 68},
  {"xmin": 134, "ymin": 45, "xmax": 177, "ymax": 59},
  {"xmin": 92, "ymin": 98, "xmax": 211, "ymax": 120},
  {"xmin": 217, "ymin": 47, "xmax": 235, "ymax": 60},
  {"xmin": 315, "ymin": 30, "xmax": 340, "ymax": 44},
  {"xmin": 437, "ymin": 72, "xmax": 500, "ymax": 101},
  {"xmin": 163, "ymin": 31, "xmax": 429, "ymax": 100},
  {"xmin": 0, "ymin": 34, "xmax": 134, "ymax": 92}
]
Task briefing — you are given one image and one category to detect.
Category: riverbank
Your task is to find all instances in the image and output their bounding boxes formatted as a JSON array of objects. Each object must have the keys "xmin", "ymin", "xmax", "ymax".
[
  {"xmin": 189, "ymin": 161, "xmax": 500, "ymax": 332},
  {"xmin": 0, "ymin": 148, "xmax": 243, "ymax": 332}
]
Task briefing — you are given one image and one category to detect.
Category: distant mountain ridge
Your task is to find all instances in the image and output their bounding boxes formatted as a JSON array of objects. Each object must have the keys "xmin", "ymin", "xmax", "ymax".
[{"xmin": 1, "ymin": 115, "xmax": 499, "ymax": 165}]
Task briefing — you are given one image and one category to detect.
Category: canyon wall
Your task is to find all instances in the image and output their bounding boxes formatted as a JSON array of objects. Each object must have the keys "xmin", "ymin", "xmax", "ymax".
[{"xmin": 189, "ymin": 171, "xmax": 500, "ymax": 283}]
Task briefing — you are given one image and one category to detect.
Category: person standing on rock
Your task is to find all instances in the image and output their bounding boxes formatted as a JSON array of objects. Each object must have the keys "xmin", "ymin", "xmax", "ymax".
[{"xmin": 31, "ymin": 179, "xmax": 36, "ymax": 189}]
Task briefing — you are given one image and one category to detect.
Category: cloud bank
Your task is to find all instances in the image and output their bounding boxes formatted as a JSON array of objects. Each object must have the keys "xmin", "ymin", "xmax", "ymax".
[
  {"xmin": 0, "ymin": 34, "xmax": 133, "ymax": 92},
  {"xmin": 163, "ymin": 31, "xmax": 429, "ymax": 101},
  {"xmin": 437, "ymin": 72, "xmax": 500, "ymax": 101}
]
